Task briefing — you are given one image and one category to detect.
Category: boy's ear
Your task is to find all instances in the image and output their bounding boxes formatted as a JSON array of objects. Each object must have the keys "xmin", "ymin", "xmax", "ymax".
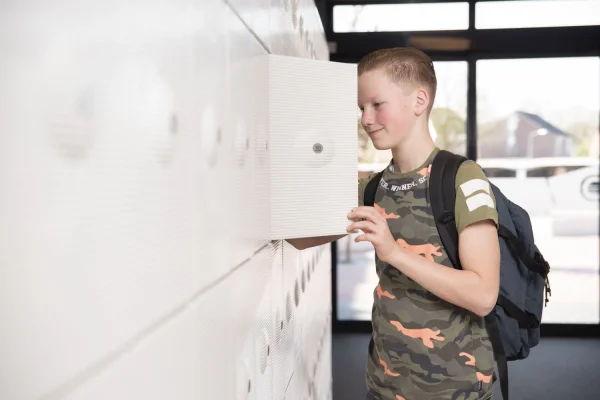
[{"xmin": 414, "ymin": 88, "xmax": 430, "ymax": 116}]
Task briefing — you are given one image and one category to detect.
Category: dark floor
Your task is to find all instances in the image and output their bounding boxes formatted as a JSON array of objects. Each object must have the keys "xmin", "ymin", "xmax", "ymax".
[{"xmin": 332, "ymin": 333, "xmax": 600, "ymax": 400}]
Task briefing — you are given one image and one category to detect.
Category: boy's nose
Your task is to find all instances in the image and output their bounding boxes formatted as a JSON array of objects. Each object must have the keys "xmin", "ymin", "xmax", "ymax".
[{"xmin": 361, "ymin": 111, "xmax": 374, "ymax": 127}]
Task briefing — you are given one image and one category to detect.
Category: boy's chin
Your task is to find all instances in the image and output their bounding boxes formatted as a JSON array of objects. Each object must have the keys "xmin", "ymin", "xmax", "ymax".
[
  {"xmin": 371, "ymin": 133, "xmax": 405, "ymax": 151},
  {"xmin": 371, "ymin": 140, "xmax": 394, "ymax": 151},
  {"xmin": 372, "ymin": 144, "xmax": 390, "ymax": 151}
]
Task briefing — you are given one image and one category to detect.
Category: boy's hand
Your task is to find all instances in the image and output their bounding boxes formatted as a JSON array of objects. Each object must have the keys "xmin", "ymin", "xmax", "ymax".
[{"xmin": 347, "ymin": 206, "xmax": 399, "ymax": 263}]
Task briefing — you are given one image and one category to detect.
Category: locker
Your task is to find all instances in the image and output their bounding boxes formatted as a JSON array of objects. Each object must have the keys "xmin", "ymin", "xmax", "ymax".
[
  {"xmin": 271, "ymin": 245, "xmax": 288, "ymax": 400},
  {"xmin": 0, "ymin": 1, "xmax": 232, "ymax": 398},
  {"xmin": 63, "ymin": 275, "xmax": 232, "ymax": 400},
  {"xmin": 229, "ymin": 243, "xmax": 279, "ymax": 400},
  {"xmin": 265, "ymin": 54, "xmax": 357, "ymax": 239},
  {"xmin": 0, "ymin": 0, "xmax": 337, "ymax": 399},
  {"xmin": 225, "ymin": 3, "xmax": 272, "ymax": 267},
  {"xmin": 268, "ymin": 0, "xmax": 329, "ymax": 60},
  {"xmin": 280, "ymin": 241, "xmax": 303, "ymax": 387},
  {"xmin": 226, "ymin": 0, "xmax": 272, "ymax": 52}
]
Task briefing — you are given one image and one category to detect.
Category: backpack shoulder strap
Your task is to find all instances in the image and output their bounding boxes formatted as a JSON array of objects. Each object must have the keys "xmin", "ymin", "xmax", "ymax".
[
  {"xmin": 431, "ymin": 150, "xmax": 510, "ymax": 400},
  {"xmin": 363, "ymin": 170, "xmax": 385, "ymax": 207},
  {"xmin": 429, "ymin": 149, "xmax": 467, "ymax": 270}
]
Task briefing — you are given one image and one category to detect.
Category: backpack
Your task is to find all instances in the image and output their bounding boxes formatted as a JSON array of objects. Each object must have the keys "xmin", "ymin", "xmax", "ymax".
[{"xmin": 363, "ymin": 149, "xmax": 552, "ymax": 400}]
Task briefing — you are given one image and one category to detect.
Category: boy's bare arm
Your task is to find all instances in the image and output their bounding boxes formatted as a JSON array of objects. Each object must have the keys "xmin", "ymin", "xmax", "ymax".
[{"xmin": 285, "ymin": 234, "xmax": 346, "ymax": 250}]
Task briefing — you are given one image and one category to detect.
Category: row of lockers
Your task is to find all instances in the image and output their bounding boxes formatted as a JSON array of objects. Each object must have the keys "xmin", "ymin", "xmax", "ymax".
[
  {"xmin": 233, "ymin": 242, "xmax": 333, "ymax": 400},
  {"xmin": 0, "ymin": 0, "xmax": 347, "ymax": 398}
]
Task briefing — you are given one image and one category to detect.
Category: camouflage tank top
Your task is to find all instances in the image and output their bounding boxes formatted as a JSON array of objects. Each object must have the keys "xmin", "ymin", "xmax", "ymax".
[{"xmin": 358, "ymin": 148, "xmax": 495, "ymax": 400}]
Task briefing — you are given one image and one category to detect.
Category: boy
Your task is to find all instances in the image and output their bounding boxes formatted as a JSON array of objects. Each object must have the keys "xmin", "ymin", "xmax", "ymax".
[{"xmin": 286, "ymin": 47, "xmax": 500, "ymax": 400}]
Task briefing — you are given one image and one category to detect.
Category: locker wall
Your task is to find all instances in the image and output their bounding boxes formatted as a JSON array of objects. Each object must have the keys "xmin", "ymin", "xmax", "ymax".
[{"xmin": 0, "ymin": 0, "xmax": 353, "ymax": 399}]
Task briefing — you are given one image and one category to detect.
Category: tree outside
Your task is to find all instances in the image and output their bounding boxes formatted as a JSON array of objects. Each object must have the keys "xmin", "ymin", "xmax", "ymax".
[
  {"xmin": 567, "ymin": 121, "xmax": 598, "ymax": 157},
  {"xmin": 430, "ymin": 107, "xmax": 465, "ymax": 153}
]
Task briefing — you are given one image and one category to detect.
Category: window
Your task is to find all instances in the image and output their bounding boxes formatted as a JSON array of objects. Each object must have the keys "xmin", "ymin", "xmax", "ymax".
[
  {"xmin": 477, "ymin": 57, "xmax": 600, "ymax": 324},
  {"xmin": 483, "ymin": 168, "xmax": 517, "ymax": 178},
  {"xmin": 333, "ymin": 3, "xmax": 469, "ymax": 33},
  {"xmin": 476, "ymin": 0, "xmax": 600, "ymax": 30},
  {"xmin": 526, "ymin": 165, "xmax": 589, "ymax": 178},
  {"xmin": 431, "ymin": 61, "xmax": 467, "ymax": 156}
]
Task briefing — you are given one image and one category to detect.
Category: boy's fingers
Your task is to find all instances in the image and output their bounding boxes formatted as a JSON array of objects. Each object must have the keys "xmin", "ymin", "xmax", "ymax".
[
  {"xmin": 354, "ymin": 233, "xmax": 374, "ymax": 243},
  {"xmin": 347, "ymin": 221, "xmax": 376, "ymax": 233},
  {"xmin": 348, "ymin": 207, "xmax": 380, "ymax": 223}
]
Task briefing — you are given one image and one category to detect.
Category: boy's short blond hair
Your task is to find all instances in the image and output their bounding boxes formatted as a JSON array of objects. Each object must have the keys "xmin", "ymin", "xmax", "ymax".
[{"xmin": 357, "ymin": 47, "xmax": 437, "ymax": 113}]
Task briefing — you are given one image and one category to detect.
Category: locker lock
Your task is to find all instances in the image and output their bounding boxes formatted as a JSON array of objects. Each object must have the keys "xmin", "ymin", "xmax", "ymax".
[{"xmin": 312, "ymin": 143, "xmax": 323, "ymax": 154}]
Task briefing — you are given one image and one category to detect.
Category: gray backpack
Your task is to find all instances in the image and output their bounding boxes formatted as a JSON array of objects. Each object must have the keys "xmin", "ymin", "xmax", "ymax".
[{"xmin": 363, "ymin": 150, "xmax": 552, "ymax": 400}]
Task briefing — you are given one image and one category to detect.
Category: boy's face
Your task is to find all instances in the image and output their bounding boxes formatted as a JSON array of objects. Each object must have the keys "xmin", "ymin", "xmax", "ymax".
[{"xmin": 358, "ymin": 68, "xmax": 418, "ymax": 150}]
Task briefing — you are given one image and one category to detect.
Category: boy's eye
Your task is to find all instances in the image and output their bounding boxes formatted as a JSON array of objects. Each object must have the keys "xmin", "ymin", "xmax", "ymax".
[{"xmin": 373, "ymin": 102, "xmax": 382, "ymax": 108}]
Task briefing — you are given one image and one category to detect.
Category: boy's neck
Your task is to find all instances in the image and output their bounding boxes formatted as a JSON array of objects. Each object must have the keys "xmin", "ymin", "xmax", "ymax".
[{"xmin": 390, "ymin": 124, "xmax": 437, "ymax": 174}]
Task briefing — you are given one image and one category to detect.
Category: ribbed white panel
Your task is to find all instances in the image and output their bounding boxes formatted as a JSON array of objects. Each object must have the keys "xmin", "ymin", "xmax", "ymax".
[
  {"xmin": 225, "ymin": 0, "xmax": 272, "ymax": 50},
  {"xmin": 280, "ymin": 242, "xmax": 332, "ymax": 400},
  {"xmin": 62, "ymin": 276, "xmax": 230, "ymax": 400},
  {"xmin": 284, "ymin": 364, "xmax": 305, "ymax": 400},
  {"xmin": 61, "ymin": 243, "xmax": 279, "ymax": 400},
  {"xmin": 230, "ymin": 243, "xmax": 279, "ymax": 400},
  {"xmin": 315, "ymin": 321, "xmax": 333, "ymax": 400},
  {"xmin": 267, "ymin": 55, "xmax": 357, "ymax": 239},
  {"xmin": 280, "ymin": 242, "xmax": 303, "ymax": 388},
  {"xmin": 226, "ymin": 0, "xmax": 329, "ymax": 60},
  {"xmin": 271, "ymin": 245, "xmax": 288, "ymax": 400},
  {"xmin": 268, "ymin": 0, "xmax": 330, "ymax": 60},
  {"xmin": 295, "ymin": 0, "xmax": 331, "ymax": 60},
  {"xmin": 302, "ymin": 247, "xmax": 321, "ymax": 369},
  {"xmin": 314, "ymin": 248, "xmax": 333, "ymax": 400},
  {"xmin": 226, "ymin": 2, "xmax": 272, "ymax": 267}
]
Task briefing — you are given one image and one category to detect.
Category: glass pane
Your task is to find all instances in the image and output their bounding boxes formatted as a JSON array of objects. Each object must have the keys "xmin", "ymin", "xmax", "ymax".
[
  {"xmin": 476, "ymin": 0, "xmax": 600, "ymax": 29},
  {"xmin": 333, "ymin": 3, "xmax": 469, "ymax": 33},
  {"xmin": 477, "ymin": 57, "xmax": 600, "ymax": 324},
  {"xmin": 338, "ymin": 61, "xmax": 468, "ymax": 321},
  {"xmin": 431, "ymin": 61, "xmax": 467, "ymax": 156}
]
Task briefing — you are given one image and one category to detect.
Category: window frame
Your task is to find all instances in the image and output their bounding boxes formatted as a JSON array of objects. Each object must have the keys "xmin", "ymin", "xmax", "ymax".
[{"xmin": 332, "ymin": 2, "xmax": 471, "ymax": 33}]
